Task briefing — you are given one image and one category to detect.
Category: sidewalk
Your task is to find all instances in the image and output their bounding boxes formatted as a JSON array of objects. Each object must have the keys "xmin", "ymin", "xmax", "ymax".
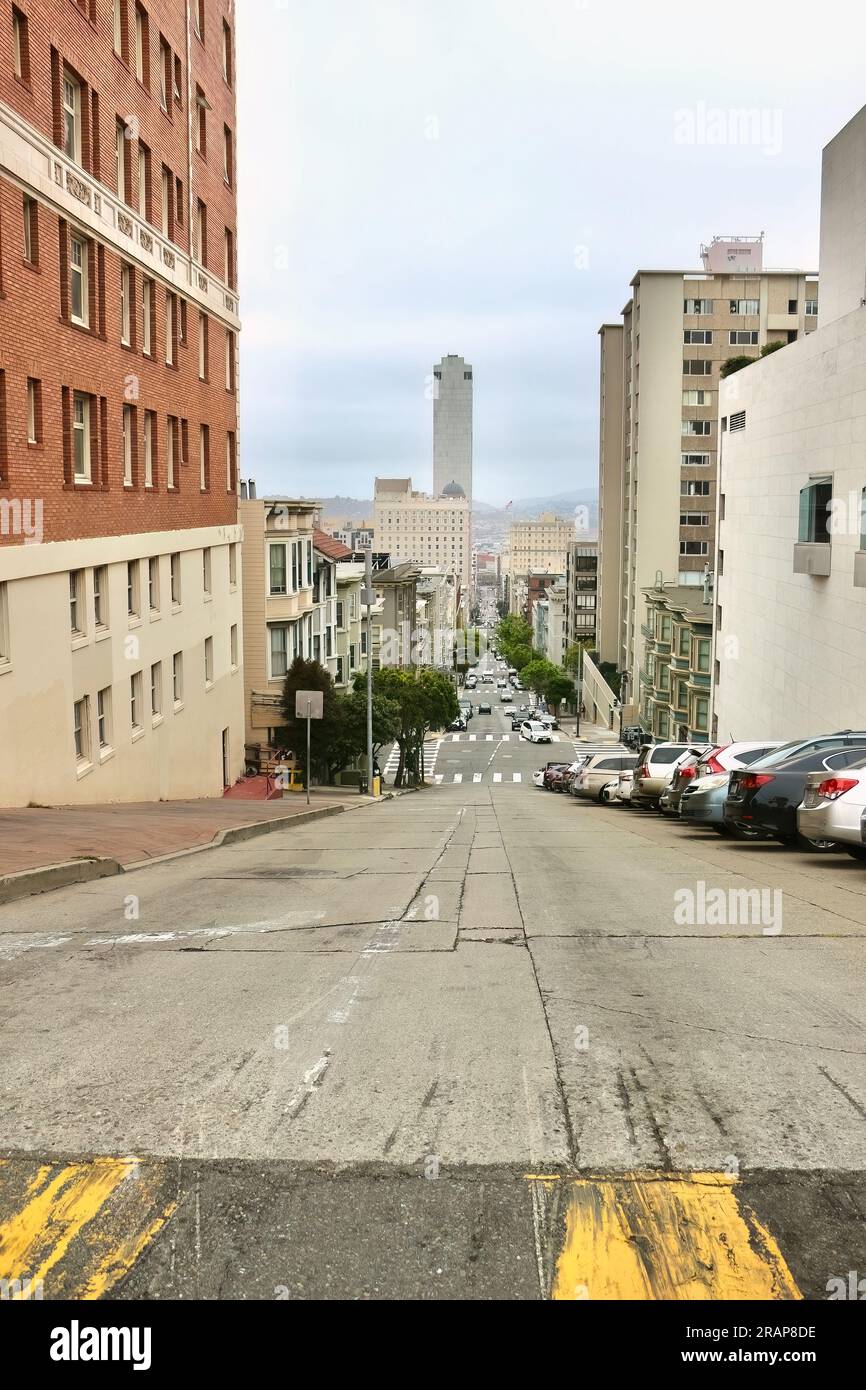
[
  {"xmin": 0, "ymin": 787, "xmax": 369, "ymax": 886},
  {"xmin": 560, "ymin": 715, "xmax": 623, "ymax": 744}
]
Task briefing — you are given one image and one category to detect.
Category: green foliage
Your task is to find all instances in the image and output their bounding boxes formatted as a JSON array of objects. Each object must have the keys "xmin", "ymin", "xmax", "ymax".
[
  {"xmin": 720, "ymin": 354, "xmax": 757, "ymax": 379},
  {"xmin": 280, "ymin": 658, "xmax": 344, "ymax": 782},
  {"xmin": 520, "ymin": 657, "xmax": 560, "ymax": 700},
  {"xmin": 760, "ymin": 339, "xmax": 785, "ymax": 357},
  {"xmin": 367, "ymin": 667, "xmax": 459, "ymax": 786},
  {"xmin": 545, "ymin": 672, "xmax": 574, "ymax": 708},
  {"xmin": 495, "ymin": 614, "xmax": 533, "ymax": 664}
]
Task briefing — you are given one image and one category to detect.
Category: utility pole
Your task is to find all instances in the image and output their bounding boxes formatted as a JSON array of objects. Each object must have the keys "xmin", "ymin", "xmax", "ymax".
[{"xmin": 363, "ymin": 548, "xmax": 375, "ymax": 794}]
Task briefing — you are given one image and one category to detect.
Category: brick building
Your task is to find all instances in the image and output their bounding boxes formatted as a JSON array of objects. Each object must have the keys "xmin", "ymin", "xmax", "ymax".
[{"xmin": 0, "ymin": 1, "xmax": 243, "ymax": 805}]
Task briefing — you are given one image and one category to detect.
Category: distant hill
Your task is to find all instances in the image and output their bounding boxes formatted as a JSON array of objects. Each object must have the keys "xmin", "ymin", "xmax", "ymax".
[{"xmin": 317, "ymin": 488, "xmax": 598, "ymax": 522}]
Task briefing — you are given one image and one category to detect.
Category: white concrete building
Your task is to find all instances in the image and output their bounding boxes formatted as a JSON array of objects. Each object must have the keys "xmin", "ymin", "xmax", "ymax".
[
  {"xmin": 433, "ymin": 355, "xmax": 473, "ymax": 502},
  {"xmin": 714, "ymin": 104, "xmax": 866, "ymax": 741}
]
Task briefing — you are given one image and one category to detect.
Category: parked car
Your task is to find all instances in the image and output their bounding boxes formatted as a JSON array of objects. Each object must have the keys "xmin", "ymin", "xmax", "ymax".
[
  {"xmin": 614, "ymin": 768, "xmax": 635, "ymax": 802},
  {"xmin": 532, "ymin": 768, "xmax": 546, "ymax": 788},
  {"xmin": 482, "ymin": 674, "xmax": 494, "ymax": 684},
  {"xmin": 542, "ymin": 761, "xmax": 571, "ymax": 790},
  {"xmin": 511, "ymin": 715, "xmax": 524, "ymax": 731},
  {"xmin": 632, "ymin": 743, "xmax": 710, "ymax": 809},
  {"xmin": 458, "ymin": 702, "xmax": 473, "ymax": 721},
  {"xmin": 661, "ymin": 751, "xmax": 707, "ymax": 816},
  {"xmin": 478, "ymin": 701, "xmax": 492, "ymax": 715},
  {"xmin": 521, "ymin": 720, "xmax": 553, "ymax": 744},
  {"xmin": 679, "ymin": 743, "xmax": 785, "ymax": 835},
  {"xmin": 448, "ymin": 715, "xmax": 467, "ymax": 732},
  {"xmin": 571, "ymin": 752, "xmax": 640, "ymax": 801},
  {"xmin": 496, "ymin": 679, "xmax": 507, "ymax": 688},
  {"xmin": 545, "ymin": 763, "xmax": 572, "ymax": 792},
  {"xmin": 724, "ymin": 733, "xmax": 866, "ymax": 848},
  {"xmin": 622, "ymin": 724, "xmax": 647, "ymax": 752},
  {"xmin": 535, "ymin": 712, "xmax": 560, "ymax": 731},
  {"xmin": 798, "ymin": 757, "xmax": 866, "ymax": 858}
]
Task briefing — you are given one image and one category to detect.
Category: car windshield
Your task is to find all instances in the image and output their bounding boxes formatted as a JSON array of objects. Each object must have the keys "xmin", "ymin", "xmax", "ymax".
[{"xmin": 750, "ymin": 738, "xmax": 860, "ymax": 769}]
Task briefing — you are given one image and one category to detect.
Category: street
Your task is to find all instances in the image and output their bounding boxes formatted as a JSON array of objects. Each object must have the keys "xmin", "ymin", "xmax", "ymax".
[{"xmin": 2, "ymin": 709, "xmax": 865, "ymax": 1299}]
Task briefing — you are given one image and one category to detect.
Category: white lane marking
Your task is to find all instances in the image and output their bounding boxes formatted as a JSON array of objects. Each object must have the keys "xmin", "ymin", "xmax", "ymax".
[
  {"xmin": 473, "ymin": 773, "xmax": 482, "ymax": 783},
  {"xmin": 434, "ymin": 774, "xmax": 444, "ymax": 784},
  {"xmin": 282, "ymin": 1051, "xmax": 333, "ymax": 1119},
  {"xmin": 486, "ymin": 735, "xmax": 493, "ymax": 741},
  {"xmin": 453, "ymin": 773, "xmax": 463, "ymax": 784},
  {"xmin": 451, "ymin": 733, "xmax": 461, "ymax": 742},
  {"xmin": 469, "ymin": 734, "xmax": 476, "ymax": 742},
  {"xmin": 503, "ymin": 735, "xmax": 510, "ymax": 742},
  {"xmin": 493, "ymin": 772, "xmax": 502, "ymax": 783},
  {"xmin": 513, "ymin": 772, "xmax": 522, "ymax": 783}
]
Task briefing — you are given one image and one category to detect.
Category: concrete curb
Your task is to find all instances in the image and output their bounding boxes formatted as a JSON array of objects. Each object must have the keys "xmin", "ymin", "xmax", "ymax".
[
  {"xmin": 122, "ymin": 802, "xmax": 350, "ymax": 871},
  {"xmin": 0, "ymin": 856, "xmax": 124, "ymax": 906}
]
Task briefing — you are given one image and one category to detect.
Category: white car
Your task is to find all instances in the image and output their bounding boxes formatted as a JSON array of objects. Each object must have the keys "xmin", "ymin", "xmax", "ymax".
[
  {"xmin": 614, "ymin": 768, "xmax": 634, "ymax": 802},
  {"xmin": 521, "ymin": 720, "xmax": 553, "ymax": 744},
  {"xmin": 532, "ymin": 768, "xmax": 546, "ymax": 787},
  {"xmin": 798, "ymin": 756, "xmax": 866, "ymax": 859}
]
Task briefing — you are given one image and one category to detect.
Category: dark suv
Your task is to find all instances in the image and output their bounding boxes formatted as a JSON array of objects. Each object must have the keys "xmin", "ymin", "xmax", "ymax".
[{"xmin": 724, "ymin": 732, "xmax": 866, "ymax": 849}]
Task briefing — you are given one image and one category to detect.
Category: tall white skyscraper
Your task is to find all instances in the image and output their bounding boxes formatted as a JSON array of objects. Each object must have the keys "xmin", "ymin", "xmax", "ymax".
[{"xmin": 433, "ymin": 355, "xmax": 473, "ymax": 502}]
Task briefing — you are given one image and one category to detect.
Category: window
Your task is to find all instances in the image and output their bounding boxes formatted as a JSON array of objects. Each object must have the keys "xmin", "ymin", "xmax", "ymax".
[
  {"xmin": 336, "ymin": 600, "xmax": 345, "ymax": 629},
  {"xmin": 159, "ymin": 36, "xmax": 170, "ymax": 111},
  {"xmin": 204, "ymin": 636, "xmax": 213, "ymax": 686},
  {"xmin": 165, "ymin": 291, "xmax": 176, "ymax": 365},
  {"xmin": 12, "ymin": 7, "xmax": 30, "ymax": 80},
  {"xmin": 150, "ymin": 661, "xmax": 162, "ymax": 717},
  {"xmin": 269, "ymin": 544, "xmax": 287, "ymax": 595},
  {"xmin": 202, "ymin": 546, "xmax": 212, "ymax": 595},
  {"xmin": 684, "ymin": 298, "xmax": 712, "ymax": 315},
  {"xmin": 680, "ymin": 540, "xmax": 709, "ymax": 556},
  {"xmin": 93, "ymin": 565, "xmax": 108, "ymax": 628},
  {"xmin": 806, "ymin": 299, "xmax": 818, "ymax": 316},
  {"xmin": 166, "ymin": 416, "xmax": 177, "ymax": 489},
  {"xmin": 694, "ymin": 696, "xmax": 709, "ymax": 732},
  {"xmin": 22, "ymin": 195, "xmax": 38, "ymax": 265},
  {"xmin": 198, "ymin": 312, "xmax": 208, "ymax": 379},
  {"xmin": 269, "ymin": 625, "xmax": 288, "ymax": 678},
  {"xmin": 26, "ymin": 378, "xmax": 41, "ymax": 444},
  {"xmin": 683, "ymin": 390, "xmax": 711, "ymax": 406},
  {"xmin": 134, "ymin": 3, "xmax": 149, "ymax": 87},
  {"xmin": 161, "ymin": 166, "xmax": 172, "ymax": 237},
  {"xmin": 224, "ymin": 227, "xmax": 234, "ymax": 287},
  {"xmin": 225, "ymin": 432, "xmax": 236, "ymax": 493},
  {"xmin": 137, "ymin": 141, "xmax": 150, "ymax": 218},
  {"xmin": 199, "ymin": 424, "xmax": 209, "ymax": 490},
  {"xmin": 97, "ymin": 687, "xmax": 112, "ymax": 750},
  {"xmin": 787, "ymin": 298, "xmax": 798, "ymax": 314},
  {"xmin": 195, "ymin": 87, "xmax": 207, "ymax": 156},
  {"xmin": 681, "ymin": 479, "xmax": 710, "ymax": 497},
  {"xmin": 682, "ymin": 419, "xmax": 711, "ymax": 436},
  {"xmin": 195, "ymin": 0, "xmax": 204, "ymax": 41},
  {"xmin": 120, "ymin": 265, "xmax": 132, "ymax": 345},
  {"xmin": 172, "ymin": 651, "xmax": 183, "ymax": 705},
  {"xmin": 69, "ymin": 570, "xmax": 85, "ymax": 635},
  {"xmin": 195, "ymin": 198, "xmax": 207, "ymax": 264},
  {"xmin": 115, "ymin": 120, "xmax": 127, "ymax": 201},
  {"xmin": 730, "ymin": 299, "xmax": 759, "ymax": 315},
  {"xmin": 229, "ymin": 543, "xmax": 238, "ymax": 587},
  {"xmin": 63, "ymin": 72, "xmax": 81, "ymax": 162},
  {"xmin": 147, "ymin": 555, "xmax": 159, "ymax": 610},
  {"xmin": 680, "ymin": 512, "xmax": 709, "ymax": 527},
  {"xmin": 175, "ymin": 173, "xmax": 184, "ymax": 224},
  {"xmin": 223, "ymin": 125, "xmax": 233, "ymax": 185},
  {"xmin": 122, "ymin": 404, "xmax": 134, "ymax": 485},
  {"xmin": 678, "ymin": 626, "xmax": 691, "ymax": 657},
  {"xmin": 230, "ymin": 624, "xmax": 238, "ymax": 669},
  {"xmin": 173, "ymin": 54, "xmax": 182, "ymax": 105},
  {"xmin": 73, "ymin": 697, "xmax": 90, "ymax": 763},
  {"xmin": 683, "ymin": 359, "xmax": 711, "ymax": 375},
  {"xmin": 729, "ymin": 330, "xmax": 759, "ymax": 345},
  {"xmin": 696, "ymin": 640, "xmax": 711, "ymax": 674},
  {"xmin": 127, "ymin": 559, "xmax": 139, "ymax": 616},
  {"xmin": 72, "ymin": 393, "xmax": 91, "ymax": 480},
  {"xmin": 70, "ymin": 236, "xmax": 88, "ymax": 326},
  {"xmin": 798, "ymin": 476, "xmax": 833, "ymax": 544},
  {"xmin": 143, "ymin": 410, "xmax": 155, "ymax": 487},
  {"xmin": 684, "ymin": 329, "xmax": 712, "ymax": 344},
  {"xmin": 681, "ymin": 453, "xmax": 711, "ymax": 467},
  {"xmin": 130, "ymin": 671, "xmax": 143, "ymax": 731},
  {"xmin": 113, "ymin": 0, "xmax": 123, "ymax": 56},
  {"xmin": 142, "ymin": 276, "xmax": 153, "ymax": 354},
  {"xmin": 225, "ymin": 330, "xmax": 235, "ymax": 391},
  {"xmin": 222, "ymin": 19, "xmax": 233, "ymax": 84},
  {"xmin": 170, "ymin": 551, "xmax": 181, "ymax": 604}
]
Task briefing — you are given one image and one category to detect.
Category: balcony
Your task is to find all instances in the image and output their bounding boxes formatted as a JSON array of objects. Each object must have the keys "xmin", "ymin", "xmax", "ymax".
[{"xmin": 793, "ymin": 542, "xmax": 831, "ymax": 577}]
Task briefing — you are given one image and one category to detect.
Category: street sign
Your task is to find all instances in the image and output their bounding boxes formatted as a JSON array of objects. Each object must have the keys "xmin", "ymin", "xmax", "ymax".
[{"xmin": 295, "ymin": 690, "xmax": 324, "ymax": 720}]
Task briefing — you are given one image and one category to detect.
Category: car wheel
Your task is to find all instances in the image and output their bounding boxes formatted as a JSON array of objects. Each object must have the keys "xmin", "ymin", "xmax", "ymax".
[{"xmin": 845, "ymin": 846, "xmax": 866, "ymax": 861}]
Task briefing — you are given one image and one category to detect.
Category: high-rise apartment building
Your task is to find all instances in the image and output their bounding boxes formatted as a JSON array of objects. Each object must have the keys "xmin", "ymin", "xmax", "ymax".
[
  {"xmin": 373, "ymin": 477, "xmax": 471, "ymax": 593},
  {"xmin": 432, "ymin": 354, "xmax": 473, "ymax": 502},
  {"xmin": 0, "ymin": 1, "xmax": 243, "ymax": 805},
  {"xmin": 596, "ymin": 247, "xmax": 819, "ymax": 710}
]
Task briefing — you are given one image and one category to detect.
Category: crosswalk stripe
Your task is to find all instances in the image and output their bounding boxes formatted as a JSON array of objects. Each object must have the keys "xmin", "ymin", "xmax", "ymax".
[
  {"xmin": 473, "ymin": 773, "xmax": 482, "ymax": 783},
  {"xmin": 493, "ymin": 772, "xmax": 502, "ymax": 783},
  {"xmin": 469, "ymin": 734, "xmax": 476, "ymax": 742},
  {"xmin": 513, "ymin": 772, "xmax": 522, "ymax": 783},
  {"xmin": 453, "ymin": 773, "xmax": 463, "ymax": 784},
  {"xmin": 434, "ymin": 774, "xmax": 443, "ymax": 784},
  {"xmin": 451, "ymin": 734, "xmax": 460, "ymax": 742},
  {"xmin": 503, "ymin": 735, "xmax": 510, "ymax": 742},
  {"xmin": 486, "ymin": 735, "xmax": 493, "ymax": 741}
]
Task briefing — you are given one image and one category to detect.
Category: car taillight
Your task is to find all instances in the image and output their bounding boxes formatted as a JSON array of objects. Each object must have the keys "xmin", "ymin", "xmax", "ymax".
[
  {"xmin": 739, "ymin": 773, "xmax": 776, "ymax": 790},
  {"xmin": 680, "ymin": 765, "xmax": 696, "ymax": 779},
  {"xmin": 705, "ymin": 753, "xmax": 726, "ymax": 773},
  {"xmin": 638, "ymin": 765, "xmax": 649, "ymax": 779},
  {"xmin": 816, "ymin": 777, "xmax": 858, "ymax": 801}
]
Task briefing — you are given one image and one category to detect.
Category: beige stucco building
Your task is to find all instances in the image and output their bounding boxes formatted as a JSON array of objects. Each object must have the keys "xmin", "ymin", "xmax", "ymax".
[
  {"xmin": 238, "ymin": 495, "xmax": 317, "ymax": 754},
  {"xmin": 373, "ymin": 477, "xmax": 471, "ymax": 592},
  {"xmin": 597, "ymin": 247, "xmax": 819, "ymax": 710}
]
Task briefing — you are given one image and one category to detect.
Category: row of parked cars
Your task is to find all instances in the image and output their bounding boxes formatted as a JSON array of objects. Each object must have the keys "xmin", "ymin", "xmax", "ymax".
[{"xmin": 534, "ymin": 731, "xmax": 866, "ymax": 858}]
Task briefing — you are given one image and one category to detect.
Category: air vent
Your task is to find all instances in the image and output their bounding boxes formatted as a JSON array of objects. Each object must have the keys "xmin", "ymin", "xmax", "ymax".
[{"xmin": 729, "ymin": 410, "xmax": 746, "ymax": 432}]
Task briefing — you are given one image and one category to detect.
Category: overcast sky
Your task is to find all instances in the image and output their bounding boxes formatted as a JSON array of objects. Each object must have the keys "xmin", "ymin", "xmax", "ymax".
[{"xmin": 236, "ymin": 0, "xmax": 865, "ymax": 507}]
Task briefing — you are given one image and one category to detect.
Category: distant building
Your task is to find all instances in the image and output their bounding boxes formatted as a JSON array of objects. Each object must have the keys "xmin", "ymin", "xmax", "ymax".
[
  {"xmin": 565, "ymin": 541, "xmax": 598, "ymax": 649},
  {"xmin": 373, "ymin": 477, "xmax": 471, "ymax": 592},
  {"xmin": 640, "ymin": 583, "xmax": 713, "ymax": 742},
  {"xmin": 433, "ymin": 355, "xmax": 473, "ymax": 503}
]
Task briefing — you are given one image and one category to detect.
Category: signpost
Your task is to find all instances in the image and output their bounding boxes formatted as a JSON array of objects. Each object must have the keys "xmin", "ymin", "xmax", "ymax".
[
  {"xmin": 295, "ymin": 689, "xmax": 324, "ymax": 805},
  {"xmin": 362, "ymin": 549, "xmax": 377, "ymax": 796}
]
